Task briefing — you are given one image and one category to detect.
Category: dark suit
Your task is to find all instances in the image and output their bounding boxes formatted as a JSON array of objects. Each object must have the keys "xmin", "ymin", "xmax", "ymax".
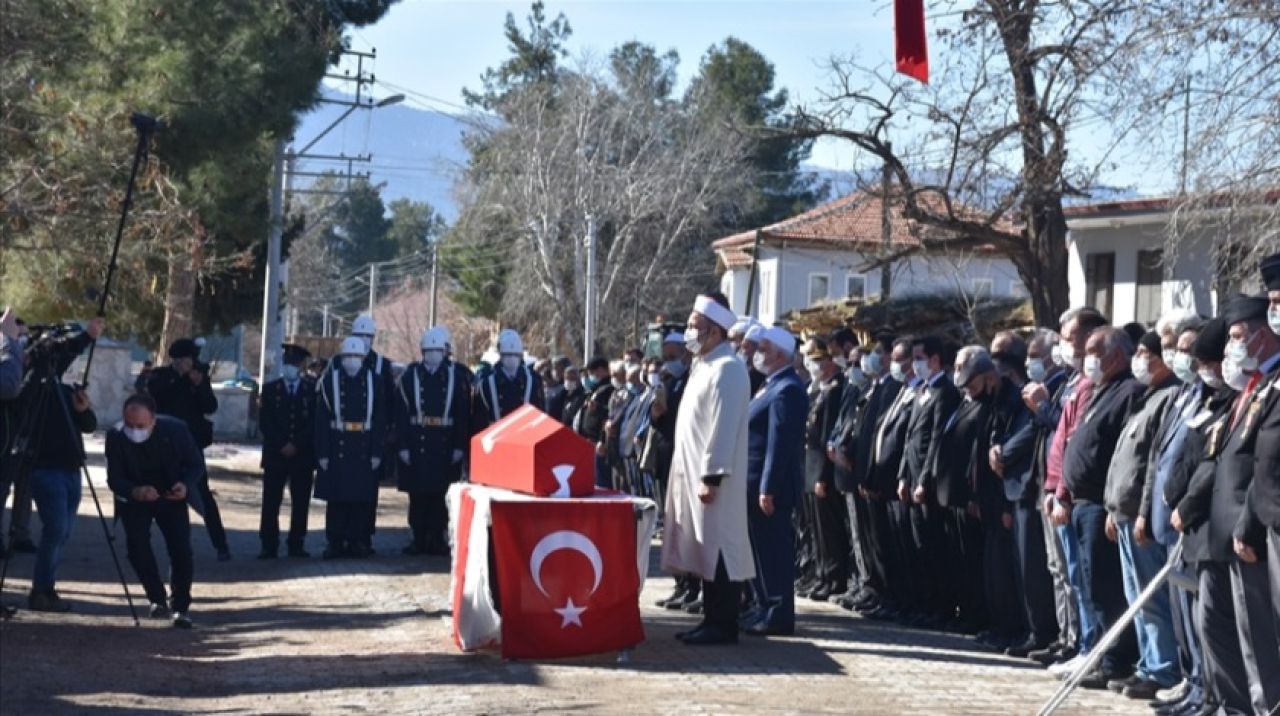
[
  {"xmin": 932, "ymin": 393, "xmax": 989, "ymax": 629},
  {"xmin": 1239, "ymin": 366, "xmax": 1280, "ymax": 665},
  {"xmin": 746, "ymin": 367, "xmax": 808, "ymax": 632},
  {"xmin": 803, "ymin": 370, "xmax": 848, "ymax": 591},
  {"xmin": 900, "ymin": 372, "xmax": 962, "ymax": 618},
  {"xmin": 833, "ymin": 372, "xmax": 897, "ymax": 599},
  {"xmin": 872, "ymin": 377, "xmax": 917, "ymax": 611},
  {"xmin": 258, "ymin": 376, "xmax": 317, "ymax": 553}
]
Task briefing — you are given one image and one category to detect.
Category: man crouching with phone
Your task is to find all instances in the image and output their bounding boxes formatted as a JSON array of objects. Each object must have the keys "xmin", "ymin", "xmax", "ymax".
[{"xmin": 106, "ymin": 393, "xmax": 202, "ymax": 628}]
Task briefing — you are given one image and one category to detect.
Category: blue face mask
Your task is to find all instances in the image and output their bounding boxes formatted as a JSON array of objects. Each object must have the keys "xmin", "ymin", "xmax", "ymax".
[
  {"xmin": 584, "ymin": 376, "xmax": 600, "ymax": 390},
  {"xmin": 281, "ymin": 364, "xmax": 300, "ymax": 382}
]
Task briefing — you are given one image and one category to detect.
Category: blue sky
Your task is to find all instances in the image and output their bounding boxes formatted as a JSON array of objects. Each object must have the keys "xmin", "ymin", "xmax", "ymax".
[{"xmin": 333, "ymin": 0, "xmax": 896, "ymax": 171}]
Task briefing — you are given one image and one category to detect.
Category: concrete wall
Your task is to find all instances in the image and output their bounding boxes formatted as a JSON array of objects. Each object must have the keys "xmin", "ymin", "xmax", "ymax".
[
  {"xmin": 1067, "ymin": 218, "xmax": 1219, "ymax": 325},
  {"xmin": 65, "ymin": 340, "xmax": 135, "ymax": 430},
  {"xmin": 728, "ymin": 244, "xmax": 1022, "ymax": 325},
  {"xmin": 211, "ymin": 386, "xmax": 256, "ymax": 442}
]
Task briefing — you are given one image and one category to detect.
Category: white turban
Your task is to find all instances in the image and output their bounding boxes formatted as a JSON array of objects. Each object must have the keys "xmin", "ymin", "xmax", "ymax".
[
  {"xmin": 761, "ymin": 326, "xmax": 795, "ymax": 356},
  {"xmin": 693, "ymin": 295, "xmax": 736, "ymax": 331},
  {"xmin": 744, "ymin": 322, "xmax": 765, "ymax": 344}
]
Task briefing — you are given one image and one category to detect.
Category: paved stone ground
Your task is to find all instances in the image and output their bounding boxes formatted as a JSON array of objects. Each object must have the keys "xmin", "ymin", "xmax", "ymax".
[{"xmin": 0, "ymin": 439, "xmax": 1152, "ymax": 715}]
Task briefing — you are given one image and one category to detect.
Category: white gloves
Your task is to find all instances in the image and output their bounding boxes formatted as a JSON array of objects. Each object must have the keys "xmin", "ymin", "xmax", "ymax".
[
  {"xmin": 371, "ymin": 457, "xmax": 382, "ymax": 471},
  {"xmin": 399, "ymin": 450, "xmax": 411, "ymax": 465},
  {"xmin": 451, "ymin": 449, "xmax": 464, "ymax": 465},
  {"xmin": 318, "ymin": 458, "xmax": 329, "ymax": 471}
]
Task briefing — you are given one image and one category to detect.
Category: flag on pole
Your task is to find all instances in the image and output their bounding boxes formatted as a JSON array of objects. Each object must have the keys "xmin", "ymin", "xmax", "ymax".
[{"xmin": 894, "ymin": 0, "xmax": 929, "ymax": 84}]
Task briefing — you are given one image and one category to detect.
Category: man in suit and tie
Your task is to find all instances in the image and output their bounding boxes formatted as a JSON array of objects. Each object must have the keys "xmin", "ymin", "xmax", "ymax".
[
  {"xmin": 898, "ymin": 335, "xmax": 962, "ymax": 628},
  {"xmin": 257, "ymin": 344, "xmax": 317, "ymax": 559},
  {"xmin": 743, "ymin": 327, "xmax": 808, "ymax": 636},
  {"xmin": 1211, "ymin": 293, "xmax": 1280, "ymax": 714},
  {"xmin": 864, "ymin": 338, "xmax": 917, "ymax": 622}
]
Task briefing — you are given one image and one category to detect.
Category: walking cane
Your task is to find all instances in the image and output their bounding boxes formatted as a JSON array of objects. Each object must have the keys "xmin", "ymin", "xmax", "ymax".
[{"xmin": 1037, "ymin": 537, "xmax": 1185, "ymax": 715}]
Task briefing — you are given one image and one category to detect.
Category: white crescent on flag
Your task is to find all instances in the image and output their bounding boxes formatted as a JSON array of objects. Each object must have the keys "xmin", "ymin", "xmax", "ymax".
[{"xmin": 529, "ymin": 529, "xmax": 603, "ymax": 597}]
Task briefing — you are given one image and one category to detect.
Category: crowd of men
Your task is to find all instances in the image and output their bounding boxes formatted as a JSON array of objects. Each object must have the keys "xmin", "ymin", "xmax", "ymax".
[{"xmin": 2, "ymin": 248, "xmax": 1279, "ymax": 711}]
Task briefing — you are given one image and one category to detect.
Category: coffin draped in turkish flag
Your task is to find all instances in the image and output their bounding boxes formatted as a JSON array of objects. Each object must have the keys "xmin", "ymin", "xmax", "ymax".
[
  {"xmin": 490, "ymin": 498, "xmax": 644, "ymax": 658},
  {"xmin": 470, "ymin": 404, "xmax": 596, "ymax": 497}
]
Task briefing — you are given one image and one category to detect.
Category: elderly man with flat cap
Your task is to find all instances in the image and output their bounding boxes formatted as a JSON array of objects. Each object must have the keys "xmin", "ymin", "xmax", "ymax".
[{"xmin": 662, "ymin": 292, "xmax": 754, "ymax": 645}]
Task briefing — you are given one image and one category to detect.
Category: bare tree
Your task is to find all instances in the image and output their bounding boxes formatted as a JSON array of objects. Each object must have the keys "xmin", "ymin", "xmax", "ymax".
[{"xmin": 451, "ymin": 62, "xmax": 751, "ymax": 355}]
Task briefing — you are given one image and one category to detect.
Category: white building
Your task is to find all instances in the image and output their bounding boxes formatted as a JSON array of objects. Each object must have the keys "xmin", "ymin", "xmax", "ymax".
[
  {"xmin": 1065, "ymin": 197, "xmax": 1228, "ymax": 325},
  {"xmin": 712, "ymin": 190, "xmax": 1023, "ymax": 325}
]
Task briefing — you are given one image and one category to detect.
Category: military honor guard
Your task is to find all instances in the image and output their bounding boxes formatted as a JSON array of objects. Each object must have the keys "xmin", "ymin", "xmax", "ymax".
[
  {"xmin": 472, "ymin": 328, "xmax": 545, "ymax": 433},
  {"xmin": 395, "ymin": 327, "xmax": 471, "ymax": 556},
  {"xmin": 257, "ymin": 344, "xmax": 316, "ymax": 559},
  {"xmin": 314, "ymin": 337, "xmax": 388, "ymax": 559}
]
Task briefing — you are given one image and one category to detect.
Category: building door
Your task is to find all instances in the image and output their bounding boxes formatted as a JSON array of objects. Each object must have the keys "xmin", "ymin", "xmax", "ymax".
[
  {"xmin": 1085, "ymin": 252, "xmax": 1115, "ymax": 320},
  {"xmin": 1135, "ymin": 248, "xmax": 1164, "ymax": 325}
]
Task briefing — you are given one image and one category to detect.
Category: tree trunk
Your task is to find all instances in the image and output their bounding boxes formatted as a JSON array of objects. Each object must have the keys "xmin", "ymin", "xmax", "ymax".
[
  {"xmin": 1021, "ymin": 199, "xmax": 1071, "ymax": 327},
  {"xmin": 159, "ymin": 239, "xmax": 200, "ymax": 356}
]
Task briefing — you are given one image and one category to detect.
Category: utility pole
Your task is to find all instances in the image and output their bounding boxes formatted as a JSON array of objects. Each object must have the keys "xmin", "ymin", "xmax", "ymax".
[
  {"xmin": 428, "ymin": 242, "xmax": 440, "ymax": 326},
  {"xmin": 258, "ymin": 140, "xmax": 286, "ymax": 386},
  {"xmin": 744, "ymin": 228, "xmax": 763, "ymax": 316},
  {"xmin": 583, "ymin": 214, "xmax": 597, "ymax": 365},
  {"xmin": 367, "ymin": 263, "xmax": 378, "ymax": 313},
  {"xmin": 880, "ymin": 141, "xmax": 893, "ymax": 301},
  {"xmin": 322, "ymin": 304, "xmax": 330, "ymax": 337},
  {"xmin": 1180, "ymin": 75, "xmax": 1192, "ymax": 196}
]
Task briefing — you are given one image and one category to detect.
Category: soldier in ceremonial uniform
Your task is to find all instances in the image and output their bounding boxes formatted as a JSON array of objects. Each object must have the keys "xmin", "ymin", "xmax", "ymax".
[
  {"xmin": 257, "ymin": 344, "xmax": 316, "ymax": 559},
  {"xmin": 395, "ymin": 327, "xmax": 471, "ymax": 556},
  {"xmin": 315, "ymin": 337, "xmax": 387, "ymax": 559},
  {"xmin": 347, "ymin": 314, "xmax": 398, "ymax": 544},
  {"xmin": 472, "ymin": 329, "xmax": 544, "ymax": 434}
]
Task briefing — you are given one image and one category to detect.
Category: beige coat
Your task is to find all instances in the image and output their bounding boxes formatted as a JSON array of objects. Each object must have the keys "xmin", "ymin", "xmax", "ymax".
[{"xmin": 660, "ymin": 342, "xmax": 756, "ymax": 581}]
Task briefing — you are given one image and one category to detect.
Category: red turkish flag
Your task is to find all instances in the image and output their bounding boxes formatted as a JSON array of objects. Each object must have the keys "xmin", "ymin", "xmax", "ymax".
[
  {"xmin": 491, "ymin": 499, "xmax": 644, "ymax": 658},
  {"xmin": 894, "ymin": 0, "xmax": 929, "ymax": 84}
]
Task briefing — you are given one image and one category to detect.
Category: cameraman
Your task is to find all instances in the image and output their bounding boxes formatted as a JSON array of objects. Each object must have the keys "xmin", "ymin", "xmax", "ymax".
[
  {"xmin": 145, "ymin": 338, "xmax": 229, "ymax": 561},
  {"xmin": 17, "ymin": 317, "xmax": 102, "ymax": 613},
  {"xmin": 1, "ymin": 308, "xmax": 29, "ymax": 556},
  {"xmin": 106, "ymin": 393, "xmax": 198, "ymax": 628}
]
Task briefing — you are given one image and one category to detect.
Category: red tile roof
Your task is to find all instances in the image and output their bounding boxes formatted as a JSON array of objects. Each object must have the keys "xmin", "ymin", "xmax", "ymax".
[{"xmin": 713, "ymin": 188, "xmax": 1006, "ymax": 268}]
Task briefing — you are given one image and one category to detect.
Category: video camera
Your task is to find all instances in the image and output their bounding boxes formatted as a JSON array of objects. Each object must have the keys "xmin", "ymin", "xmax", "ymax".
[{"xmin": 22, "ymin": 321, "xmax": 94, "ymax": 381}]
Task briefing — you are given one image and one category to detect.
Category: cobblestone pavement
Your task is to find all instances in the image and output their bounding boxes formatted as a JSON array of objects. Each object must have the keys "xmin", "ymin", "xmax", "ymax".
[{"xmin": 0, "ymin": 440, "xmax": 1152, "ymax": 715}]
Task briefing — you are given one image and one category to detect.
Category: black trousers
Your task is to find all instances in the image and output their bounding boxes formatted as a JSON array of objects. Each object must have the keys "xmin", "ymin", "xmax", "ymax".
[
  {"xmin": 407, "ymin": 491, "xmax": 447, "ymax": 548},
  {"xmin": 982, "ymin": 516, "xmax": 1024, "ymax": 640},
  {"xmin": 702, "ymin": 554, "xmax": 741, "ymax": 635},
  {"xmin": 1198, "ymin": 561, "xmax": 1252, "ymax": 713},
  {"xmin": 886, "ymin": 498, "xmax": 916, "ymax": 610},
  {"xmin": 190, "ymin": 474, "xmax": 228, "ymax": 553},
  {"xmin": 908, "ymin": 502, "xmax": 947, "ymax": 616},
  {"xmin": 1011, "ymin": 501, "xmax": 1059, "ymax": 644},
  {"xmin": 806, "ymin": 488, "xmax": 850, "ymax": 586},
  {"xmin": 942, "ymin": 506, "xmax": 985, "ymax": 627},
  {"xmin": 121, "ymin": 498, "xmax": 193, "ymax": 612},
  {"xmin": 860, "ymin": 496, "xmax": 893, "ymax": 599},
  {"xmin": 326, "ymin": 501, "xmax": 370, "ymax": 548},
  {"xmin": 259, "ymin": 464, "xmax": 313, "ymax": 550},
  {"xmin": 793, "ymin": 497, "xmax": 817, "ymax": 583}
]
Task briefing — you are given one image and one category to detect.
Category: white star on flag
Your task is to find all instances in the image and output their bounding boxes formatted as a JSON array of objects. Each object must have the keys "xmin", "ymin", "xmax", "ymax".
[{"xmin": 554, "ymin": 597, "xmax": 587, "ymax": 628}]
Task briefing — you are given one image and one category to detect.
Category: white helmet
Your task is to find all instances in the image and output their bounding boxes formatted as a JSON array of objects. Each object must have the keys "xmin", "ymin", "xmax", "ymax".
[
  {"xmin": 352, "ymin": 313, "xmax": 376, "ymax": 337},
  {"xmin": 421, "ymin": 327, "xmax": 448, "ymax": 351},
  {"xmin": 437, "ymin": 326, "xmax": 452, "ymax": 347},
  {"xmin": 496, "ymin": 328, "xmax": 523, "ymax": 355},
  {"xmin": 339, "ymin": 336, "xmax": 367, "ymax": 356}
]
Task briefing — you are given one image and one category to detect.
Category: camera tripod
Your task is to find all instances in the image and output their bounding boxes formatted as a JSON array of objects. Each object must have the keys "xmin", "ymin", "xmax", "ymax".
[{"xmin": 0, "ymin": 113, "xmax": 157, "ymax": 622}]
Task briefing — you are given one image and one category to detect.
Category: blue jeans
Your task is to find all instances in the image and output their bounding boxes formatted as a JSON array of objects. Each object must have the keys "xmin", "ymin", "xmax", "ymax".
[
  {"xmin": 1056, "ymin": 520, "xmax": 1099, "ymax": 652},
  {"xmin": 1116, "ymin": 520, "xmax": 1180, "ymax": 685},
  {"xmin": 29, "ymin": 468, "xmax": 81, "ymax": 592},
  {"xmin": 1072, "ymin": 501, "xmax": 1138, "ymax": 673}
]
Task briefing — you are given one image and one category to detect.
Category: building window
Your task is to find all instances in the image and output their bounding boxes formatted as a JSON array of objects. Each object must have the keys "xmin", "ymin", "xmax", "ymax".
[
  {"xmin": 759, "ymin": 265, "xmax": 775, "ymax": 318},
  {"xmin": 846, "ymin": 273, "xmax": 866, "ymax": 300},
  {"xmin": 808, "ymin": 273, "xmax": 830, "ymax": 305},
  {"xmin": 1135, "ymin": 248, "xmax": 1164, "ymax": 325},
  {"xmin": 1085, "ymin": 252, "xmax": 1116, "ymax": 320},
  {"xmin": 971, "ymin": 278, "xmax": 994, "ymax": 298}
]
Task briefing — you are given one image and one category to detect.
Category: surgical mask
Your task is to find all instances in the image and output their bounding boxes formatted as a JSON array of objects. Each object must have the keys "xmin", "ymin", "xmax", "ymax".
[
  {"xmin": 684, "ymin": 328, "xmax": 702, "ymax": 355},
  {"xmin": 1270, "ymin": 306, "xmax": 1280, "ymax": 337},
  {"xmin": 584, "ymin": 376, "xmax": 600, "ymax": 390},
  {"xmin": 847, "ymin": 366, "xmax": 867, "ymax": 388},
  {"xmin": 647, "ymin": 372, "xmax": 661, "ymax": 389},
  {"xmin": 422, "ymin": 349, "xmax": 444, "ymax": 368},
  {"xmin": 911, "ymin": 359, "xmax": 930, "ymax": 380},
  {"xmin": 952, "ymin": 372, "xmax": 970, "ymax": 389},
  {"xmin": 752, "ymin": 351, "xmax": 769, "ymax": 375},
  {"xmin": 832, "ymin": 355, "xmax": 847, "ymax": 370},
  {"xmin": 628, "ymin": 383, "xmax": 643, "ymax": 395},
  {"xmin": 1050, "ymin": 344, "xmax": 1065, "ymax": 368},
  {"xmin": 1083, "ymin": 354, "xmax": 1104, "ymax": 383},
  {"xmin": 281, "ymin": 364, "xmax": 300, "ymax": 382},
  {"xmin": 501, "ymin": 355, "xmax": 522, "ymax": 373},
  {"xmin": 612, "ymin": 378, "xmax": 626, "ymax": 390},
  {"xmin": 1171, "ymin": 352, "xmax": 1197, "ymax": 384},
  {"xmin": 1131, "ymin": 354, "xmax": 1152, "ymax": 385},
  {"xmin": 889, "ymin": 361, "xmax": 907, "ymax": 383},
  {"xmin": 1222, "ymin": 355, "xmax": 1250, "ymax": 390},
  {"xmin": 1064, "ymin": 345, "xmax": 1082, "ymax": 371},
  {"xmin": 341, "ymin": 356, "xmax": 363, "ymax": 377},
  {"xmin": 663, "ymin": 360, "xmax": 686, "ymax": 378},
  {"xmin": 861, "ymin": 352, "xmax": 882, "ymax": 375},
  {"xmin": 1026, "ymin": 358, "xmax": 1047, "ymax": 383},
  {"xmin": 123, "ymin": 426, "xmax": 152, "ymax": 444},
  {"xmin": 1226, "ymin": 331, "xmax": 1259, "ymax": 372},
  {"xmin": 1198, "ymin": 367, "xmax": 1224, "ymax": 390},
  {"xmin": 1162, "ymin": 349, "xmax": 1176, "ymax": 367},
  {"xmin": 564, "ymin": 380, "xmax": 578, "ymax": 393},
  {"xmin": 804, "ymin": 359, "xmax": 821, "ymax": 376}
]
